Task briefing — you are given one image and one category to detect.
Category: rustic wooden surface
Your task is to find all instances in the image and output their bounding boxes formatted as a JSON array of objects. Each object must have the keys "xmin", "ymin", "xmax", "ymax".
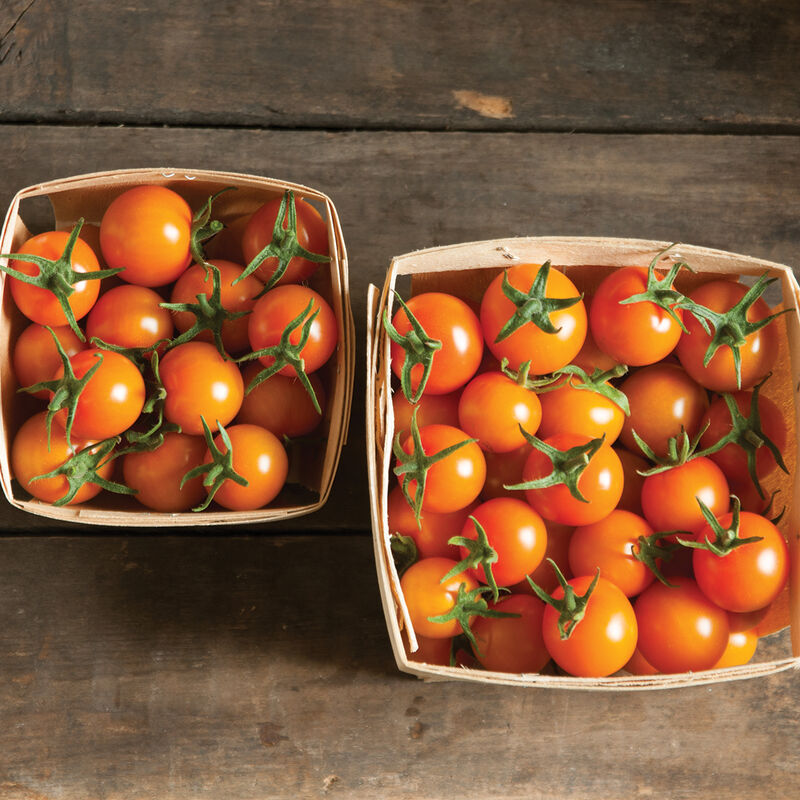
[{"xmin": 0, "ymin": 1, "xmax": 799, "ymax": 797}]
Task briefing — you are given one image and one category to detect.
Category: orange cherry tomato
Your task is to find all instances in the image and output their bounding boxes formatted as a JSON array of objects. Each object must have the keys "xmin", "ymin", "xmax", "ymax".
[
  {"xmin": 712, "ymin": 627, "xmax": 758, "ymax": 669},
  {"xmin": 392, "ymin": 389, "xmax": 460, "ymax": 441},
  {"xmin": 13, "ymin": 324, "xmax": 86, "ymax": 399},
  {"xmin": 614, "ymin": 447, "xmax": 648, "ymax": 516}
]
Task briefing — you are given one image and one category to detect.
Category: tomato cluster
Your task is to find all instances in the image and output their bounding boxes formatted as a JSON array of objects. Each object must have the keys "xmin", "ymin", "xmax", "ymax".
[
  {"xmin": 2, "ymin": 183, "xmax": 338, "ymax": 514},
  {"xmin": 386, "ymin": 252, "xmax": 790, "ymax": 678}
]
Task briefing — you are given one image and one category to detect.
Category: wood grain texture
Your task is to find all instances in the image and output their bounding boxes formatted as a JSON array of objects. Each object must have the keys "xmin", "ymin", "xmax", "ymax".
[
  {"xmin": 0, "ymin": 125, "xmax": 799, "ymax": 532},
  {"xmin": 0, "ymin": 534, "xmax": 795, "ymax": 799},
  {"xmin": 0, "ymin": 0, "xmax": 798, "ymax": 131}
]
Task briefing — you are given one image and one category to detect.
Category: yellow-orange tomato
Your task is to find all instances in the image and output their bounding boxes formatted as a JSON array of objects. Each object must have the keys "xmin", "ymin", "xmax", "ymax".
[
  {"xmin": 13, "ymin": 324, "xmax": 86, "ymax": 399},
  {"xmin": 712, "ymin": 627, "xmax": 758, "ymax": 669}
]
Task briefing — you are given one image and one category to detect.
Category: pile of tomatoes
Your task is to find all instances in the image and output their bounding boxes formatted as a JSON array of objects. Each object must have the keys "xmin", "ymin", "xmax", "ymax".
[
  {"xmin": 2, "ymin": 182, "xmax": 338, "ymax": 514},
  {"xmin": 385, "ymin": 251, "xmax": 791, "ymax": 678}
]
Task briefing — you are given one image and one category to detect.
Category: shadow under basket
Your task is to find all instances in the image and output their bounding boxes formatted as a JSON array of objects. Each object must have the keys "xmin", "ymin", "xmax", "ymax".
[
  {"xmin": 0, "ymin": 168, "xmax": 354, "ymax": 527},
  {"xmin": 367, "ymin": 236, "xmax": 800, "ymax": 689}
]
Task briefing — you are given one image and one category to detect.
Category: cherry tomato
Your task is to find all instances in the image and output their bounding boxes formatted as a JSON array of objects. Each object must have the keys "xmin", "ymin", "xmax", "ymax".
[
  {"xmin": 203, "ymin": 423, "xmax": 288, "ymax": 510},
  {"xmin": 689, "ymin": 510, "xmax": 788, "ymax": 613},
  {"xmin": 568, "ymin": 510, "xmax": 656, "ymax": 597},
  {"xmin": 100, "ymin": 185, "xmax": 193, "ymax": 286},
  {"xmin": 510, "ymin": 522, "xmax": 574, "ymax": 594},
  {"xmin": 614, "ymin": 447, "xmax": 648, "ymax": 516},
  {"xmin": 458, "ymin": 371, "xmax": 542, "ymax": 453},
  {"xmin": 571, "ymin": 327, "xmax": 620, "ymax": 374},
  {"xmin": 160, "ymin": 341, "xmax": 244, "ymax": 435},
  {"xmin": 389, "ymin": 292, "xmax": 483, "ymax": 396},
  {"xmin": 386, "ymin": 486, "xmax": 474, "ymax": 560},
  {"xmin": 676, "ymin": 279, "xmax": 780, "ymax": 391},
  {"xmin": 169, "ymin": 259, "xmax": 263, "ymax": 354},
  {"xmin": 699, "ymin": 390, "xmax": 786, "ymax": 487},
  {"xmin": 400, "ymin": 557, "xmax": 479, "ymax": 639},
  {"xmin": 248, "ymin": 284, "xmax": 337, "ymax": 376},
  {"xmin": 635, "ymin": 576, "xmax": 730, "ymax": 673},
  {"xmin": 542, "ymin": 574, "xmax": 637, "ymax": 677},
  {"xmin": 713, "ymin": 627, "xmax": 758, "ymax": 669},
  {"xmin": 13, "ymin": 324, "xmax": 85, "ymax": 399},
  {"xmin": 619, "ymin": 363, "xmax": 708, "ymax": 458},
  {"xmin": 481, "ymin": 444, "xmax": 532, "ymax": 501},
  {"xmin": 472, "ymin": 594, "xmax": 549, "ymax": 674},
  {"xmin": 52, "ymin": 349, "xmax": 146, "ymax": 441},
  {"xmin": 537, "ymin": 375, "xmax": 625, "ymax": 444},
  {"xmin": 392, "ymin": 389, "xmax": 460, "ymax": 441},
  {"xmin": 458, "ymin": 497, "xmax": 548, "ymax": 588},
  {"xmin": 520, "ymin": 433, "xmax": 623, "ymax": 526},
  {"xmin": 640, "ymin": 457, "xmax": 730, "ymax": 533},
  {"xmin": 480, "ymin": 263, "xmax": 586, "ymax": 374},
  {"xmin": 8, "ymin": 230, "xmax": 102, "ymax": 328},
  {"xmin": 241, "ymin": 195, "xmax": 329, "ymax": 285},
  {"xmin": 406, "ymin": 633, "xmax": 453, "ymax": 666},
  {"xmin": 397, "ymin": 424, "xmax": 486, "ymax": 514},
  {"xmin": 727, "ymin": 606, "xmax": 770, "ymax": 633},
  {"xmin": 122, "ymin": 431, "xmax": 208, "ymax": 512},
  {"xmin": 85, "ymin": 284, "xmax": 174, "ymax": 352},
  {"xmin": 589, "ymin": 266, "xmax": 684, "ymax": 365},
  {"xmin": 236, "ymin": 363, "xmax": 324, "ymax": 438},
  {"xmin": 11, "ymin": 411, "xmax": 114, "ymax": 505},
  {"xmin": 623, "ymin": 648, "xmax": 659, "ymax": 675}
]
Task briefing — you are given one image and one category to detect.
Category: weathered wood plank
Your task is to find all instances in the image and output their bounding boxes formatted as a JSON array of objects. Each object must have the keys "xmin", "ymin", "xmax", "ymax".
[
  {"xmin": 0, "ymin": 0, "xmax": 798, "ymax": 132},
  {"xmin": 0, "ymin": 126, "xmax": 799, "ymax": 532},
  {"xmin": 0, "ymin": 534, "xmax": 796, "ymax": 799}
]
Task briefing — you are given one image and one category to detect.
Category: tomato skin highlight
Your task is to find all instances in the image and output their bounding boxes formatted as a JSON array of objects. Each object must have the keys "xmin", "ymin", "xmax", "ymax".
[
  {"xmin": 635, "ymin": 576, "xmax": 730, "ymax": 673},
  {"xmin": 160, "ymin": 341, "xmax": 244, "ymax": 435},
  {"xmin": 397, "ymin": 424, "xmax": 486, "ymax": 514},
  {"xmin": 390, "ymin": 292, "xmax": 484, "ymax": 396},
  {"xmin": 712, "ymin": 627, "xmax": 758, "ymax": 669},
  {"xmin": 472, "ymin": 594, "xmax": 549, "ymax": 674},
  {"xmin": 458, "ymin": 371, "xmax": 542, "ymax": 453},
  {"xmin": 676, "ymin": 280, "xmax": 779, "ymax": 392},
  {"xmin": 123, "ymin": 431, "xmax": 208, "ymax": 512},
  {"xmin": 542, "ymin": 575, "xmax": 637, "ymax": 677},
  {"xmin": 11, "ymin": 411, "xmax": 113, "ymax": 505},
  {"xmin": 480, "ymin": 263, "xmax": 586, "ymax": 374},
  {"xmin": 458, "ymin": 497, "xmax": 548, "ymax": 588},
  {"xmin": 9, "ymin": 231, "xmax": 102, "ymax": 328},
  {"xmin": 520, "ymin": 433, "xmax": 624, "ymax": 526},
  {"xmin": 100, "ymin": 185, "xmax": 193, "ymax": 287},
  {"xmin": 589, "ymin": 266, "xmax": 684, "ymax": 366},
  {"xmin": 400, "ymin": 557, "xmax": 479, "ymax": 639},
  {"xmin": 86, "ymin": 284, "xmax": 174, "ymax": 352},
  {"xmin": 689, "ymin": 511, "xmax": 789, "ymax": 613}
]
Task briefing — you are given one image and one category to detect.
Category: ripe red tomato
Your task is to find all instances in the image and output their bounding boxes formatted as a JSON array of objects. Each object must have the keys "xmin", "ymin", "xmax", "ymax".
[
  {"xmin": 248, "ymin": 284, "xmax": 337, "ymax": 376},
  {"xmin": 699, "ymin": 390, "xmax": 786, "ymax": 488},
  {"xmin": 52, "ymin": 349, "xmax": 146, "ymax": 441},
  {"xmin": 13, "ymin": 323, "xmax": 85, "ymax": 399},
  {"xmin": 100, "ymin": 185, "xmax": 193, "ymax": 287},
  {"xmin": 392, "ymin": 390, "xmax": 460, "ymax": 441},
  {"xmin": 202, "ymin": 423, "xmax": 288, "ymax": 510},
  {"xmin": 689, "ymin": 510, "xmax": 789, "ymax": 613},
  {"xmin": 386, "ymin": 486, "xmax": 474, "ymax": 560},
  {"xmin": 160, "ymin": 341, "xmax": 244, "ymax": 435},
  {"xmin": 169, "ymin": 259, "xmax": 263, "ymax": 354},
  {"xmin": 520, "ymin": 433, "xmax": 623, "ymax": 526},
  {"xmin": 635, "ymin": 576, "xmax": 730, "ymax": 673},
  {"xmin": 457, "ymin": 497, "xmax": 548, "ymax": 588},
  {"xmin": 11, "ymin": 411, "xmax": 114, "ymax": 505},
  {"xmin": 472, "ymin": 594, "xmax": 549, "ymax": 674},
  {"xmin": 397, "ymin": 423, "xmax": 486, "ymax": 514},
  {"xmin": 400, "ymin": 557, "xmax": 479, "ymax": 639},
  {"xmin": 480, "ymin": 263, "xmax": 586, "ymax": 374},
  {"xmin": 568, "ymin": 509, "xmax": 656, "ymax": 597},
  {"xmin": 236, "ymin": 363, "xmax": 324, "ymax": 438},
  {"xmin": 458, "ymin": 371, "xmax": 542, "ymax": 453},
  {"xmin": 589, "ymin": 266, "xmax": 684, "ymax": 365},
  {"xmin": 85, "ymin": 284, "xmax": 174, "ymax": 352},
  {"xmin": 8, "ymin": 230, "xmax": 103, "ymax": 328},
  {"xmin": 122, "ymin": 431, "xmax": 208, "ymax": 512},
  {"xmin": 618, "ymin": 363, "xmax": 709, "ymax": 458},
  {"xmin": 241, "ymin": 195, "xmax": 329, "ymax": 285},
  {"xmin": 676, "ymin": 279, "xmax": 780, "ymax": 391},
  {"xmin": 541, "ymin": 574, "xmax": 637, "ymax": 677},
  {"xmin": 640, "ymin": 456, "xmax": 730, "ymax": 533},
  {"xmin": 389, "ymin": 292, "xmax": 483, "ymax": 397}
]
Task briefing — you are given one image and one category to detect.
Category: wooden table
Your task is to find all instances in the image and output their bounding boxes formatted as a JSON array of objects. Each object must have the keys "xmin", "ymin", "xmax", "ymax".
[{"xmin": 1, "ymin": 1, "xmax": 799, "ymax": 797}]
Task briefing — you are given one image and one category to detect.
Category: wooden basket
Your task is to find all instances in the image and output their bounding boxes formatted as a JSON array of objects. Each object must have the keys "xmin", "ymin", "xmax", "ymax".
[
  {"xmin": 0, "ymin": 168, "xmax": 355, "ymax": 526},
  {"xmin": 367, "ymin": 236, "xmax": 800, "ymax": 688}
]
